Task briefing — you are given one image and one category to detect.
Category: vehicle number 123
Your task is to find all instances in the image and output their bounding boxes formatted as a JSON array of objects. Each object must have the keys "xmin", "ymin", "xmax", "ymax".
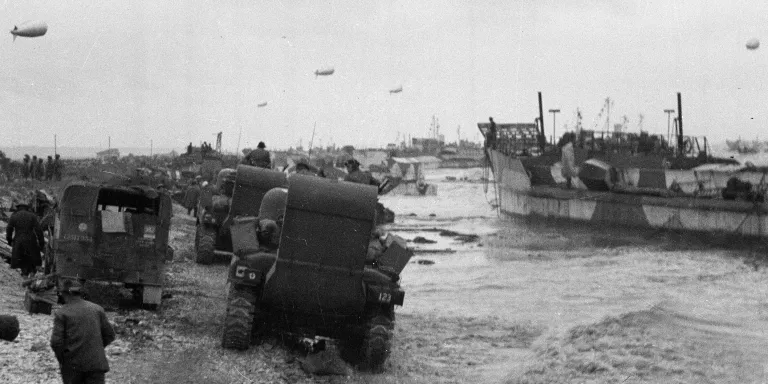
[{"xmin": 378, "ymin": 292, "xmax": 391, "ymax": 303}]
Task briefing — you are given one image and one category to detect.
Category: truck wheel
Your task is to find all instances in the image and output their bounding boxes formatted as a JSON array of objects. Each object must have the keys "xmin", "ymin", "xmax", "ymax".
[
  {"xmin": 24, "ymin": 291, "xmax": 52, "ymax": 315},
  {"xmin": 222, "ymin": 285, "xmax": 257, "ymax": 350},
  {"xmin": 195, "ymin": 227, "xmax": 215, "ymax": 265},
  {"xmin": 362, "ymin": 308, "xmax": 395, "ymax": 371},
  {"xmin": 0, "ymin": 315, "xmax": 20, "ymax": 342}
]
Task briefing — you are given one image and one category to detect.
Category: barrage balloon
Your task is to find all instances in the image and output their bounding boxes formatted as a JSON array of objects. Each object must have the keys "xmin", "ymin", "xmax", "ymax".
[
  {"xmin": 746, "ymin": 38, "xmax": 760, "ymax": 50},
  {"xmin": 10, "ymin": 21, "xmax": 47, "ymax": 41}
]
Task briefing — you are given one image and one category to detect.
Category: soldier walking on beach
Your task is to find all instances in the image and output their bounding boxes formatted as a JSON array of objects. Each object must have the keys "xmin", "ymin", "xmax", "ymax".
[
  {"xmin": 51, "ymin": 279, "xmax": 116, "ymax": 384},
  {"xmin": 45, "ymin": 156, "xmax": 54, "ymax": 181},
  {"xmin": 30, "ymin": 155, "xmax": 38, "ymax": 180},
  {"xmin": 5, "ymin": 202, "xmax": 45, "ymax": 277},
  {"xmin": 184, "ymin": 179, "xmax": 202, "ymax": 217},
  {"xmin": 22, "ymin": 155, "xmax": 30, "ymax": 179},
  {"xmin": 54, "ymin": 154, "xmax": 63, "ymax": 181},
  {"xmin": 37, "ymin": 158, "xmax": 45, "ymax": 180}
]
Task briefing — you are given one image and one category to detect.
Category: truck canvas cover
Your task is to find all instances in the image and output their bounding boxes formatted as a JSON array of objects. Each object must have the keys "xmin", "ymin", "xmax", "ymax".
[{"xmin": 56, "ymin": 182, "xmax": 171, "ymax": 286}]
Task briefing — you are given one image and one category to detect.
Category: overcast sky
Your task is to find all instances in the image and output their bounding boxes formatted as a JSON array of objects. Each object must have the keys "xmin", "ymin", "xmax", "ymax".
[{"xmin": 1, "ymin": 0, "xmax": 767, "ymax": 151}]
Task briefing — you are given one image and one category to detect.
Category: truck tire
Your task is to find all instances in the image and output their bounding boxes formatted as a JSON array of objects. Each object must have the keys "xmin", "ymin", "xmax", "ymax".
[
  {"xmin": 24, "ymin": 291, "xmax": 52, "ymax": 315},
  {"xmin": 0, "ymin": 315, "xmax": 20, "ymax": 342},
  {"xmin": 222, "ymin": 285, "xmax": 257, "ymax": 350},
  {"xmin": 195, "ymin": 227, "xmax": 215, "ymax": 265},
  {"xmin": 362, "ymin": 308, "xmax": 394, "ymax": 371}
]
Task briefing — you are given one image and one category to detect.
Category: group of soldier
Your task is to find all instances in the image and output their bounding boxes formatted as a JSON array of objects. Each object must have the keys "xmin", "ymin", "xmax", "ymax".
[
  {"xmin": 182, "ymin": 141, "xmax": 381, "ymax": 215},
  {"xmin": 21, "ymin": 153, "xmax": 63, "ymax": 181},
  {"xmin": 241, "ymin": 141, "xmax": 381, "ymax": 187}
]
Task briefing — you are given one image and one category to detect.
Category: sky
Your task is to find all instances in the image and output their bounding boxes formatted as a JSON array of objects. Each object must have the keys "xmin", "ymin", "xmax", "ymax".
[{"xmin": 0, "ymin": 0, "xmax": 767, "ymax": 153}]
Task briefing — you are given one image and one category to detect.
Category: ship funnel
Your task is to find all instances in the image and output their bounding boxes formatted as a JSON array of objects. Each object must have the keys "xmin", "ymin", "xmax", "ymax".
[
  {"xmin": 538, "ymin": 91, "xmax": 545, "ymax": 151},
  {"xmin": 677, "ymin": 92, "xmax": 683, "ymax": 156}
]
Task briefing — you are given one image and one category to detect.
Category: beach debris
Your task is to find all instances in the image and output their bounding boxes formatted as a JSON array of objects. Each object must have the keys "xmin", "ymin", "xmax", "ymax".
[
  {"xmin": 416, "ymin": 259, "xmax": 435, "ymax": 265},
  {"xmin": 438, "ymin": 230, "xmax": 480, "ymax": 243},
  {"xmin": 314, "ymin": 67, "xmax": 334, "ymax": 77},
  {"xmin": 389, "ymin": 85, "xmax": 402, "ymax": 94},
  {"xmin": 746, "ymin": 38, "xmax": 760, "ymax": 50},
  {"xmin": 411, "ymin": 236, "xmax": 436, "ymax": 244},
  {"xmin": 299, "ymin": 346, "xmax": 351, "ymax": 376},
  {"xmin": 413, "ymin": 249, "xmax": 455, "ymax": 254},
  {"xmin": 10, "ymin": 21, "xmax": 47, "ymax": 41},
  {"xmin": 257, "ymin": 101, "xmax": 268, "ymax": 107}
]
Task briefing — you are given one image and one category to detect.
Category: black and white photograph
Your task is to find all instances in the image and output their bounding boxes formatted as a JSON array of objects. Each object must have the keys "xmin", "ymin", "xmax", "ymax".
[{"xmin": 2, "ymin": 1, "xmax": 768, "ymax": 383}]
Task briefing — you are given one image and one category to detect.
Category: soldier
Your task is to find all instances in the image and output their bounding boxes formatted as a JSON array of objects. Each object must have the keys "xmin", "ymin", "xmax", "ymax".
[
  {"xmin": 45, "ymin": 156, "xmax": 54, "ymax": 181},
  {"xmin": 30, "ymin": 155, "xmax": 38, "ymax": 180},
  {"xmin": 294, "ymin": 161, "xmax": 317, "ymax": 176},
  {"xmin": 343, "ymin": 159, "xmax": 380, "ymax": 187},
  {"xmin": 51, "ymin": 279, "xmax": 116, "ymax": 384},
  {"xmin": 184, "ymin": 179, "xmax": 202, "ymax": 217},
  {"xmin": 5, "ymin": 202, "xmax": 45, "ymax": 277},
  {"xmin": 242, "ymin": 141, "xmax": 271, "ymax": 169},
  {"xmin": 54, "ymin": 154, "xmax": 63, "ymax": 181},
  {"xmin": 486, "ymin": 117, "xmax": 497, "ymax": 149},
  {"xmin": 22, "ymin": 154, "xmax": 31, "ymax": 179},
  {"xmin": 37, "ymin": 158, "xmax": 45, "ymax": 180}
]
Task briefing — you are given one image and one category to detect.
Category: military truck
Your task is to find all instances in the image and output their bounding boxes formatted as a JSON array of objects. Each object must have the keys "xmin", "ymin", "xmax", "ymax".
[
  {"xmin": 221, "ymin": 174, "xmax": 412, "ymax": 371},
  {"xmin": 194, "ymin": 166, "xmax": 287, "ymax": 264},
  {"xmin": 178, "ymin": 146, "xmax": 224, "ymax": 182},
  {"xmin": 24, "ymin": 182, "xmax": 173, "ymax": 313}
]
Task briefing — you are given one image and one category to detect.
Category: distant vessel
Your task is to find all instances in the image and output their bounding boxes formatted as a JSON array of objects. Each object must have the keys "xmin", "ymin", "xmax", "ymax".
[
  {"xmin": 726, "ymin": 138, "xmax": 762, "ymax": 154},
  {"xmin": 479, "ymin": 92, "xmax": 768, "ymax": 239}
]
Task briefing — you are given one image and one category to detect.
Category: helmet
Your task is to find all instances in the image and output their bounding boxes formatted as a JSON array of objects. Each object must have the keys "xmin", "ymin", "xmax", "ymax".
[
  {"xmin": 259, "ymin": 188, "xmax": 288, "ymax": 222},
  {"xmin": 216, "ymin": 168, "xmax": 236, "ymax": 196},
  {"xmin": 60, "ymin": 279, "xmax": 83, "ymax": 293}
]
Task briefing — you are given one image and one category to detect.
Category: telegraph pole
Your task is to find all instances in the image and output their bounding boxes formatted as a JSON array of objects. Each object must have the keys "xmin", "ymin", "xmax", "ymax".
[{"xmin": 548, "ymin": 109, "xmax": 560, "ymax": 145}]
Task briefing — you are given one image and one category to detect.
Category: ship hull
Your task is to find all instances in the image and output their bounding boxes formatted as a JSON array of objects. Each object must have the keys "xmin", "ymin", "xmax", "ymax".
[{"xmin": 487, "ymin": 149, "xmax": 768, "ymax": 238}]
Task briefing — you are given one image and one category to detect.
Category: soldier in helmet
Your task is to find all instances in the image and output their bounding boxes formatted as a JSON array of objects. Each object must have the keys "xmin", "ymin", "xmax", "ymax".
[
  {"xmin": 51, "ymin": 279, "xmax": 116, "ymax": 384},
  {"xmin": 184, "ymin": 179, "xmax": 202, "ymax": 217},
  {"xmin": 22, "ymin": 155, "xmax": 30, "ymax": 179},
  {"xmin": 242, "ymin": 141, "xmax": 271, "ymax": 169},
  {"xmin": 37, "ymin": 158, "xmax": 45, "ymax": 180},
  {"xmin": 45, "ymin": 156, "xmax": 54, "ymax": 181},
  {"xmin": 53, "ymin": 154, "xmax": 63, "ymax": 181},
  {"xmin": 343, "ymin": 159, "xmax": 380, "ymax": 187},
  {"xmin": 5, "ymin": 202, "xmax": 45, "ymax": 277},
  {"xmin": 30, "ymin": 155, "xmax": 38, "ymax": 180},
  {"xmin": 293, "ymin": 159, "xmax": 318, "ymax": 176}
]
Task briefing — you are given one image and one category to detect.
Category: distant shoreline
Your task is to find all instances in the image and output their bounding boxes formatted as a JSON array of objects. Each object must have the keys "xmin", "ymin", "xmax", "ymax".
[{"xmin": 0, "ymin": 146, "xmax": 180, "ymax": 159}]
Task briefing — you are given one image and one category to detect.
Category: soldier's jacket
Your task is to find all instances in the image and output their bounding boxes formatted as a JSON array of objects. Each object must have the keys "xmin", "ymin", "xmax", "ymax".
[
  {"xmin": 5, "ymin": 210, "xmax": 44, "ymax": 268},
  {"xmin": 184, "ymin": 185, "xmax": 201, "ymax": 210},
  {"xmin": 344, "ymin": 169, "xmax": 380, "ymax": 187},
  {"xmin": 50, "ymin": 297, "xmax": 115, "ymax": 372},
  {"xmin": 242, "ymin": 148, "xmax": 271, "ymax": 169}
]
